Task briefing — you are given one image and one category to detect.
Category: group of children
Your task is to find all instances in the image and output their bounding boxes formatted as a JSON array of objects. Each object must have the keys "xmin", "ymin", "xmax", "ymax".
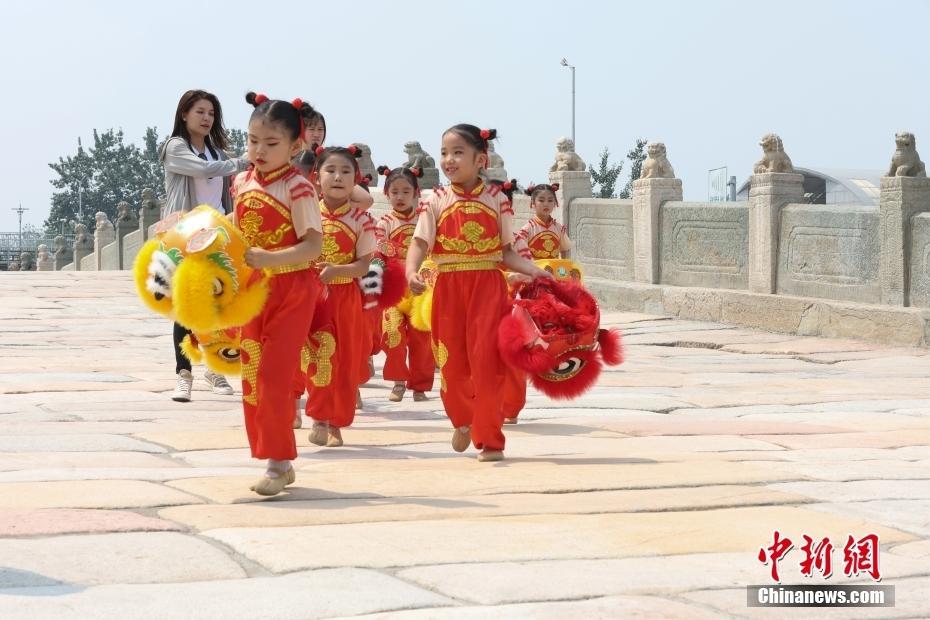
[{"xmin": 222, "ymin": 93, "xmax": 573, "ymax": 496}]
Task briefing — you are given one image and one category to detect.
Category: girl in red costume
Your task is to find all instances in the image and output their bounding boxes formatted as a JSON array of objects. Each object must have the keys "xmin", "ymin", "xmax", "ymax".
[
  {"xmin": 377, "ymin": 165, "xmax": 433, "ymax": 403},
  {"xmin": 234, "ymin": 92, "xmax": 322, "ymax": 496},
  {"xmin": 305, "ymin": 146, "xmax": 377, "ymax": 447},
  {"xmin": 406, "ymin": 125, "xmax": 550, "ymax": 462},
  {"xmin": 513, "ymin": 183, "xmax": 573, "ymax": 261},
  {"xmin": 290, "ymin": 110, "xmax": 373, "ymax": 427}
]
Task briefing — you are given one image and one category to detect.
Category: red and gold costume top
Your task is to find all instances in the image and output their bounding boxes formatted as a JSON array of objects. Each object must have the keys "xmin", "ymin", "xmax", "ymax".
[
  {"xmin": 514, "ymin": 216, "xmax": 573, "ymax": 260},
  {"xmin": 413, "ymin": 181, "xmax": 515, "ymax": 268},
  {"xmin": 377, "ymin": 208, "xmax": 418, "ymax": 259},
  {"xmin": 232, "ymin": 164, "xmax": 321, "ymax": 251},
  {"xmin": 319, "ymin": 201, "xmax": 378, "ymax": 269}
]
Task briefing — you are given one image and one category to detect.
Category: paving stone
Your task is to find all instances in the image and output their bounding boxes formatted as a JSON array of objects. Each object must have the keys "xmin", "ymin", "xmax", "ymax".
[
  {"xmin": 394, "ymin": 553, "xmax": 930, "ymax": 606},
  {"xmin": 0, "ymin": 480, "xmax": 203, "ymax": 509},
  {"xmin": 0, "ymin": 532, "xmax": 245, "ymax": 586},
  {"xmin": 0, "ymin": 451, "xmax": 178, "ymax": 472},
  {"xmin": 0, "ymin": 568, "xmax": 453, "ymax": 620},
  {"xmin": 681, "ymin": 576, "xmax": 930, "ymax": 619},
  {"xmin": 0, "ymin": 434, "xmax": 166, "ymax": 453},
  {"xmin": 167, "ymin": 460, "xmax": 801, "ymax": 505},
  {"xmin": 159, "ymin": 485, "xmax": 809, "ymax": 531},
  {"xmin": 203, "ymin": 507, "xmax": 913, "ymax": 573},
  {"xmin": 341, "ymin": 595, "xmax": 725, "ymax": 619},
  {"xmin": 0, "ymin": 508, "xmax": 183, "ymax": 536}
]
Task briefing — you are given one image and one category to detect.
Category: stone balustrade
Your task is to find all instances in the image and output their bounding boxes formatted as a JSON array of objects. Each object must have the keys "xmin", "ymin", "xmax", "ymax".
[{"xmin": 47, "ymin": 132, "xmax": 930, "ymax": 346}]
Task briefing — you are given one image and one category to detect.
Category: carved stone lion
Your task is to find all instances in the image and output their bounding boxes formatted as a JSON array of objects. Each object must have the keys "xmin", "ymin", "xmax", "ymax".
[
  {"xmin": 887, "ymin": 132, "xmax": 926, "ymax": 178},
  {"xmin": 116, "ymin": 201, "xmax": 136, "ymax": 224},
  {"xmin": 74, "ymin": 223, "xmax": 93, "ymax": 250},
  {"xmin": 753, "ymin": 133, "xmax": 794, "ymax": 174},
  {"xmin": 550, "ymin": 137, "xmax": 586, "ymax": 172},
  {"xmin": 641, "ymin": 142, "xmax": 675, "ymax": 179},
  {"xmin": 54, "ymin": 235, "xmax": 67, "ymax": 256},
  {"xmin": 19, "ymin": 251, "xmax": 35, "ymax": 271},
  {"xmin": 403, "ymin": 141, "xmax": 435, "ymax": 170},
  {"xmin": 95, "ymin": 211, "xmax": 114, "ymax": 233},
  {"xmin": 355, "ymin": 143, "xmax": 378, "ymax": 187}
]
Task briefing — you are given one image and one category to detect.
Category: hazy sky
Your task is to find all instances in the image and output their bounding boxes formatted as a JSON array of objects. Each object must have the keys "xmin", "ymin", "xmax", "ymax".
[{"xmin": 2, "ymin": 0, "xmax": 928, "ymax": 231}]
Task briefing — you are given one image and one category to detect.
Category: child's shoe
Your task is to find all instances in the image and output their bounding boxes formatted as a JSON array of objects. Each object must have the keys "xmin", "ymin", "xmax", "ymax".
[
  {"xmin": 451, "ymin": 426, "xmax": 471, "ymax": 453},
  {"xmin": 389, "ymin": 383, "xmax": 406, "ymax": 402}
]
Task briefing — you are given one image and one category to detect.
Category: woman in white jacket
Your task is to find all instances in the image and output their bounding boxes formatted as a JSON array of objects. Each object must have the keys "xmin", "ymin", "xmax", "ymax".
[{"xmin": 159, "ymin": 89, "xmax": 250, "ymax": 402}]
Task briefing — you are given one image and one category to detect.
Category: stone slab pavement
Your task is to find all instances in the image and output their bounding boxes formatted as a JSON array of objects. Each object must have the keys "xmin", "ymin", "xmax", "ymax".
[{"xmin": 0, "ymin": 271, "xmax": 928, "ymax": 619}]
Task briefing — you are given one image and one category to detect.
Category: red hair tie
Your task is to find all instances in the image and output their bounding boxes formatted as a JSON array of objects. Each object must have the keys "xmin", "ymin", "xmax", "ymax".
[
  {"xmin": 550, "ymin": 183, "xmax": 560, "ymax": 191},
  {"xmin": 254, "ymin": 93, "xmax": 268, "ymax": 105},
  {"xmin": 315, "ymin": 146, "xmax": 325, "ymax": 156},
  {"xmin": 291, "ymin": 98, "xmax": 303, "ymax": 109},
  {"xmin": 380, "ymin": 166, "xmax": 391, "ymax": 176},
  {"xmin": 347, "ymin": 145, "xmax": 359, "ymax": 156},
  {"xmin": 502, "ymin": 181, "xmax": 513, "ymax": 191},
  {"xmin": 410, "ymin": 167, "xmax": 421, "ymax": 177},
  {"xmin": 479, "ymin": 128, "xmax": 491, "ymax": 140}
]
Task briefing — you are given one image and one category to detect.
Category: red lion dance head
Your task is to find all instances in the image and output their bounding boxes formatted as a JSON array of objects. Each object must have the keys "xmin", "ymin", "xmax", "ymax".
[{"xmin": 498, "ymin": 278, "xmax": 623, "ymax": 399}]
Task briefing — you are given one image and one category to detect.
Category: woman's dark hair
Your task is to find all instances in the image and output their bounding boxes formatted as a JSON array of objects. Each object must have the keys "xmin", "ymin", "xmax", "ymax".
[
  {"xmin": 525, "ymin": 183, "xmax": 560, "ymax": 202},
  {"xmin": 378, "ymin": 165, "xmax": 421, "ymax": 195},
  {"xmin": 443, "ymin": 124, "xmax": 498, "ymax": 154},
  {"xmin": 490, "ymin": 178, "xmax": 518, "ymax": 202},
  {"xmin": 171, "ymin": 89, "xmax": 229, "ymax": 151},
  {"xmin": 314, "ymin": 145, "xmax": 363, "ymax": 181},
  {"xmin": 299, "ymin": 108, "xmax": 327, "ymax": 146},
  {"xmin": 245, "ymin": 91, "xmax": 314, "ymax": 141}
]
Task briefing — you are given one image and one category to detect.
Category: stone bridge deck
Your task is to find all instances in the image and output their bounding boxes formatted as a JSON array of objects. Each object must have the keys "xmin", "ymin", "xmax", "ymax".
[{"xmin": 0, "ymin": 272, "xmax": 928, "ymax": 619}]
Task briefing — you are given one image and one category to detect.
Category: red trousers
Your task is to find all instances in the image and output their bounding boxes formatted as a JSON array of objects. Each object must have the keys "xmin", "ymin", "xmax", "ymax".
[
  {"xmin": 307, "ymin": 282, "xmax": 368, "ymax": 428},
  {"xmin": 241, "ymin": 270, "xmax": 319, "ymax": 460},
  {"xmin": 501, "ymin": 366, "xmax": 527, "ymax": 419},
  {"xmin": 431, "ymin": 268, "xmax": 511, "ymax": 451},
  {"xmin": 381, "ymin": 307, "xmax": 435, "ymax": 392}
]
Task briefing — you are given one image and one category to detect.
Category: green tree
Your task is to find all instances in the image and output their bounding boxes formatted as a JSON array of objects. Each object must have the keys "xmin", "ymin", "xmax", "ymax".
[
  {"xmin": 44, "ymin": 128, "xmax": 165, "ymax": 235},
  {"xmin": 588, "ymin": 147, "xmax": 624, "ymax": 198},
  {"xmin": 228, "ymin": 128, "xmax": 247, "ymax": 156},
  {"xmin": 618, "ymin": 138, "xmax": 648, "ymax": 199}
]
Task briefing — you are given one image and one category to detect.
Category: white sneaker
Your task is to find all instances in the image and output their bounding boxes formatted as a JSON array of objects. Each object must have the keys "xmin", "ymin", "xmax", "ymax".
[
  {"xmin": 204, "ymin": 370, "xmax": 235, "ymax": 396},
  {"xmin": 172, "ymin": 369, "xmax": 193, "ymax": 402}
]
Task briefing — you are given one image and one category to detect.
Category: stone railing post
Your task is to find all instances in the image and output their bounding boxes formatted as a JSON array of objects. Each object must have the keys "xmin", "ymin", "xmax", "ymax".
[
  {"xmin": 747, "ymin": 172, "xmax": 803, "ymax": 293},
  {"xmin": 879, "ymin": 176, "xmax": 930, "ymax": 305},
  {"xmin": 53, "ymin": 236, "xmax": 70, "ymax": 271},
  {"xmin": 631, "ymin": 177, "xmax": 682, "ymax": 284},
  {"xmin": 548, "ymin": 170, "xmax": 592, "ymax": 235},
  {"xmin": 93, "ymin": 213, "xmax": 116, "ymax": 270},
  {"xmin": 72, "ymin": 229, "xmax": 93, "ymax": 271},
  {"xmin": 139, "ymin": 188, "xmax": 161, "ymax": 241},
  {"xmin": 115, "ymin": 201, "xmax": 139, "ymax": 269}
]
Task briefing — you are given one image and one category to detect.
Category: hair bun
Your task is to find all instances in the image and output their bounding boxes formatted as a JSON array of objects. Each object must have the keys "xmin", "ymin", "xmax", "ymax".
[
  {"xmin": 245, "ymin": 91, "xmax": 266, "ymax": 107},
  {"xmin": 378, "ymin": 165, "xmax": 392, "ymax": 176},
  {"xmin": 410, "ymin": 167, "xmax": 422, "ymax": 178},
  {"xmin": 347, "ymin": 144, "xmax": 363, "ymax": 158},
  {"xmin": 550, "ymin": 183, "xmax": 560, "ymax": 191},
  {"xmin": 314, "ymin": 145, "xmax": 325, "ymax": 156},
  {"xmin": 524, "ymin": 184, "xmax": 536, "ymax": 196}
]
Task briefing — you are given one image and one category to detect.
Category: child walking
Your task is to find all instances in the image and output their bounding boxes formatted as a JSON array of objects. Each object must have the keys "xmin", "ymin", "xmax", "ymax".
[
  {"xmin": 377, "ymin": 165, "xmax": 434, "ymax": 402},
  {"xmin": 514, "ymin": 183, "xmax": 573, "ymax": 260},
  {"xmin": 234, "ymin": 92, "xmax": 323, "ymax": 496},
  {"xmin": 305, "ymin": 146, "xmax": 378, "ymax": 447},
  {"xmin": 406, "ymin": 125, "xmax": 551, "ymax": 462}
]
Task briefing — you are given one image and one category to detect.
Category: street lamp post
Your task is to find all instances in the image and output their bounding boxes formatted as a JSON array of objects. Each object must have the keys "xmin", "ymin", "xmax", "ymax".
[
  {"xmin": 560, "ymin": 58, "xmax": 576, "ymax": 148},
  {"xmin": 12, "ymin": 204, "xmax": 28, "ymax": 253}
]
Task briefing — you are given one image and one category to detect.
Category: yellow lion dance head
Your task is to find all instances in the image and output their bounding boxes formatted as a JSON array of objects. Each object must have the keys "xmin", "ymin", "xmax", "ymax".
[{"xmin": 133, "ymin": 206, "xmax": 269, "ymax": 333}]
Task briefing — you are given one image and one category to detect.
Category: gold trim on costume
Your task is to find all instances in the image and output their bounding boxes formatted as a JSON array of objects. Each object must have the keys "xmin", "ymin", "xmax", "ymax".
[
  {"xmin": 269, "ymin": 262, "xmax": 310, "ymax": 275},
  {"xmin": 241, "ymin": 338, "xmax": 261, "ymax": 406},
  {"xmin": 307, "ymin": 331, "xmax": 336, "ymax": 387},
  {"xmin": 437, "ymin": 261, "xmax": 498, "ymax": 273}
]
